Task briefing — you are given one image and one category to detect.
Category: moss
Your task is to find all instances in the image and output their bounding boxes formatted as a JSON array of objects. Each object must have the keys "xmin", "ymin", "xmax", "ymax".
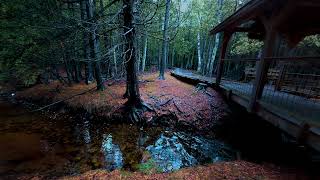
[
  {"xmin": 119, "ymin": 170, "xmax": 132, "ymax": 177},
  {"xmin": 136, "ymin": 159, "xmax": 162, "ymax": 175}
]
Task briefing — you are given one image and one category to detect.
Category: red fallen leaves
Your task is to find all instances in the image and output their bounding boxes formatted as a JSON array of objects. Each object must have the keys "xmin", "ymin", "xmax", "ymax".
[
  {"xmin": 57, "ymin": 161, "xmax": 294, "ymax": 180},
  {"xmin": 139, "ymin": 73, "xmax": 229, "ymax": 130},
  {"xmin": 16, "ymin": 72, "xmax": 229, "ymax": 131}
]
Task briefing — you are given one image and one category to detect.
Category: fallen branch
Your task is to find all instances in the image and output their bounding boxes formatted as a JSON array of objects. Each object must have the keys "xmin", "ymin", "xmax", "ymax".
[
  {"xmin": 205, "ymin": 91, "xmax": 214, "ymax": 97},
  {"xmin": 173, "ymin": 100, "xmax": 183, "ymax": 113},
  {"xmin": 159, "ymin": 97, "xmax": 173, "ymax": 106},
  {"xmin": 147, "ymin": 94, "xmax": 159, "ymax": 102}
]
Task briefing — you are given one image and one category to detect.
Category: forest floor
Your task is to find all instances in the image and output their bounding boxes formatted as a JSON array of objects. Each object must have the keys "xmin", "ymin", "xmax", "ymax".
[
  {"xmin": 6, "ymin": 71, "xmax": 313, "ymax": 179},
  {"xmin": 16, "ymin": 71, "xmax": 229, "ymax": 134},
  {"xmin": 15, "ymin": 161, "xmax": 292, "ymax": 180}
]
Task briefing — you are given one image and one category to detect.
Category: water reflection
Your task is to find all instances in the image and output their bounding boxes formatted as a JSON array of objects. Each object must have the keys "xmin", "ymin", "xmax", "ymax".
[
  {"xmin": 146, "ymin": 133, "xmax": 196, "ymax": 172},
  {"xmin": 0, "ymin": 99, "xmax": 235, "ymax": 176},
  {"xmin": 83, "ymin": 120, "xmax": 91, "ymax": 144},
  {"xmin": 146, "ymin": 131, "xmax": 234, "ymax": 172},
  {"xmin": 101, "ymin": 134, "xmax": 123, "ymax": 171}
]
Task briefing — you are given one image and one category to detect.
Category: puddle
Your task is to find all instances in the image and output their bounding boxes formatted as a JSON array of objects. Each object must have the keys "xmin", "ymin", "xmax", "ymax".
[{"xmin": 0, "ymin": 99, "xmax": 235, "ymax": 177}]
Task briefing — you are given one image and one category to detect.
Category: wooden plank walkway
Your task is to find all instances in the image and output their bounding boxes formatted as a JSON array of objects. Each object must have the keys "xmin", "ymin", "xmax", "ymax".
[{"xmin": 171, "ymin": 68, "xmax": 320, "ymax": 152}]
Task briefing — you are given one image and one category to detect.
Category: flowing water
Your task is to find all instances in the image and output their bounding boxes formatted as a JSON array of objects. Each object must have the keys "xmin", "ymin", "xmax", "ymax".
[{"xmin": 0, "ymin": 99, "xmax": 235, "ymax": 177}]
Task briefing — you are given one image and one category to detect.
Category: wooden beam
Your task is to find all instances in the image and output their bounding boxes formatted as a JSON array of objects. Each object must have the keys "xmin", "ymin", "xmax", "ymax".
[
  {"xmin": 248, "ymin": 30, "xmax": 279, "ymax": 112},
  {"xmin": 210, "ymin": 0, "xmax": 266, "ymax": 35},
  {"xmin": 216, "ymin": 32, "xmax": 232, "ymax": 86},
  {"xmin": 221, "ymin": 87, "xmax": 320, "ymax": 152}
]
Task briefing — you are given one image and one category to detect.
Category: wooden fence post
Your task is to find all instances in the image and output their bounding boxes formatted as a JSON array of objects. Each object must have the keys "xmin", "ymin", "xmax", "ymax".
[
  {"xmin": 216, "ymin": 32, "xmax": 231, "ymax": 86},
  {"xmin": 248, "ymin": 29, "xmax": 278, "ymax": 112}
]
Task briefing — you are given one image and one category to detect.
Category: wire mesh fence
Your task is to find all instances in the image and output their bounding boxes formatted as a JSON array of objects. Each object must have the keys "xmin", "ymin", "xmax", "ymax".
[
  {"xmin": 220, "ymin": 57, "xmax": 320, "ymax": 126},
  {"xmin": 220, "ymin": 59, "xmax": 257, "ymax": 100},
  {"xmin": 260, "ymin": 58, "xmax": 320, "ymax": 125}
]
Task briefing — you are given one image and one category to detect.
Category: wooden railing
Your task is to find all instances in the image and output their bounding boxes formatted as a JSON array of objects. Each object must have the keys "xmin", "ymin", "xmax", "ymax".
[
  {"xmin": 220, "ymin": 56, "xmax": 320, "ymax": 97},
  {"xmin": 218, "ymin": 56, "xmax": 320, "ymax": 124}
]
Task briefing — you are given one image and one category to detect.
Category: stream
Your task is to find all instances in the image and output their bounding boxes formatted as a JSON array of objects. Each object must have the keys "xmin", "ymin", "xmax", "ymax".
[{"xmin": 0, "ymin": 98, "xmax": 235, "ymax": 177}]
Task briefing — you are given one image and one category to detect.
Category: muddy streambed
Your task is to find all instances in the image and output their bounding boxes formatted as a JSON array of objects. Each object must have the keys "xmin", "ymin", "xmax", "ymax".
[{"xmin": 0, "ymin": 99, "xmax": 235, "ymax": 177}]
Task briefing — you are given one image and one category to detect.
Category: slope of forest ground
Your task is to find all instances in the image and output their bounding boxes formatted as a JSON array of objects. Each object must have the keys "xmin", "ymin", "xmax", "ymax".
[
  {"xmin": 12, "ymin": 161, "xmax": 296, "ymax": 180},
  {"xmin": 2, "ymin": 71, "xmax": 314, "ymax": 179},
  {"xmin": 16, "ymin": 72, "xmax": 229, "ymax": 134}
]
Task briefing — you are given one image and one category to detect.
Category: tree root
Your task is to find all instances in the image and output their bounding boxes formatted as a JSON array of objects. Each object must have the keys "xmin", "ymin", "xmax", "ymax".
[{"xmin": 127, "ymin": 100, "xmax": 155, "ymax": 126}]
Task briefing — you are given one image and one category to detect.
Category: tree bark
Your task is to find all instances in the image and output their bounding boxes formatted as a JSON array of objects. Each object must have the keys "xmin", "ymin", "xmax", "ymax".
[
  {"xmin": 208, "ymin": 0, "xmax": 224, "ymax": 76},
  {"xmin": 61, "ymin": 42, "xmax": 72, "ymax": 85},
  {"xmin": 123, "ymin": 0, "xmax": 142, "ymax": 105},
  {"xmin": 86, "ymin": 0, "xmax": 105, "ymax": 91},
  {"xmin": 171, "ymin": 48, "xmax": 175, "ymax": 67},
  {"xmin": 197, "ymin": 32, "xmax": 202, "ymax": 72},
  {"xmin": 159, "ymin": 0, "xmax": 171, "ymax": 80},
  {"xmin": 197, "ymin": 13, "xmax": 202, "ymax": 73},
  {"xmin": 158, "ymin": 45, "xmax": 161, "ymax": 70},
  {"xmin": 113, "ymin": 46, "xmax": 118, "ymax": 76},
  {"xmin": 80, "ymin": 0, "xmax": 94, "ymax": 84},
  {"xmin": 141, "ymin": 34, "xmax": 147, "ymax": 72},
  {"xmin": 100, "ymin": 0, "xmax": 111, "ymax": 77}
]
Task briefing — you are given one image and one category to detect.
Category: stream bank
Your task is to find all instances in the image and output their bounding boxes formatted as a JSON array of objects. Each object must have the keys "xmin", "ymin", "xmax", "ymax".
[{"xmin": 1, "ymin": 72, "xmax": 319, "ymax": 179}]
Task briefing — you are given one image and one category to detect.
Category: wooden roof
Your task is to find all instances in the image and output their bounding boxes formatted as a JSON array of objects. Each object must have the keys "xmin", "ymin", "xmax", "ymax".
[{"xmin": 210, "ymin": 0, "xmax": 320, "ymax": 45}]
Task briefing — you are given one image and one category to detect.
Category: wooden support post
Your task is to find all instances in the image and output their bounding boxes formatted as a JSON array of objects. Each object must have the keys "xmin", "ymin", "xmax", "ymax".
[
  {"xmin": 275, "ymin": 64, "xmax": 285, "ymax": 91},
  {"xmin": 216, "ymin": 32, "xmax": 231, "ymax": 86},
  {"xmin": 248, "ymin": 30, "xmax": 278, "ymax": 112}
]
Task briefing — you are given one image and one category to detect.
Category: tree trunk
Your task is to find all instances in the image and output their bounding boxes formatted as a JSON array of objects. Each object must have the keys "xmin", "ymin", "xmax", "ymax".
[
  {"xmin": 86, "ymin": 0, "xmax": 105, "ymax": 91},
  {"xmin": 171, "ymin": 48, "xmax": 175, "ymax": 67},
  {"xmin": 61, "ymin": 42, "xmax": 72, "ymax": 85},
  {"xmin": 158, "ymin": 46, "xmax": 161, "ymax": 70},
  {"xmin": 123, "ymin": 0, "xmax": 142, "ymax": 105},
  {"xmin": 141, "ymin": 34, "xmax": 147, "ymax": 72},
  {"xmin": 80, "ymin": 0, "xmax": 94, "ymax": 84},
  {"xmin": 159, "ymin": 0, "xmax": 171, "ymax": 80},
  {"xmin": 208, "ymin": 0, "xmax": 224, "ymax": 76},
  {"xmin": 197, "ymin": 13, "xmax": 202, "ymax": 73},
  {"xmin": 113, "ymin": 46, "xmax": 118, "ymax": 76},
  {"xmin": 100, "ymin": 0, "xmax": 110, "ymax": 77},
  {"xmin": 197, "ymin": 32, "xmax": 202, "ymax": 72}
]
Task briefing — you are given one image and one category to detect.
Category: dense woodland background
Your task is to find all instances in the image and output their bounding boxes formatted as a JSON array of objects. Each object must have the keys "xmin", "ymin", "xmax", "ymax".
[{"xmin": 1, "ymin": 0, "xmax": 319, "ymax": 88}]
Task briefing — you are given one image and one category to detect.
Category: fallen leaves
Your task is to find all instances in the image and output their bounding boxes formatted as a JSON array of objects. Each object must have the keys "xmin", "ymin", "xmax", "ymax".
[
  {"xmin": 16, "ymin": 72, "xmax": 229, "ymax": 132},
  {"xmin": 59, "ymin": 161, "xmax": 290, "ymax": 180}
]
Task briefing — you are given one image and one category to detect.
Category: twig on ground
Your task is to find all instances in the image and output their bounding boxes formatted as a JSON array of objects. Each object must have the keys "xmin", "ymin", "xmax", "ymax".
[
  {"xmin": 205, "ymin": 91, "xmax": 214, "ymax": 97},
  {"xmin": 159, "ymin": 97, "xmax": 173, "ymax": 106},
  {"xmin": 147, "ymin": 94, "xmax": 158, "ymax": 101},
  {"xmin": 173, "ymin": 100, "xmax": 183, "ymax": 113}
]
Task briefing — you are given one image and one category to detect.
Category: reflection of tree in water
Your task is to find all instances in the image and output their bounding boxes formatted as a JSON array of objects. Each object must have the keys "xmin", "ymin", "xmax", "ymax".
[
  {"xmin": 110, "ymin": 124, "xmax": 143, "ymax": 170},
  {"xmin": 146, "ymin": 132, "xmax": 235, "ymax": 172},
  {"xmin": 70, "ymin": 114, "xmax": 107, "ymax": 171},
  {"xmin": 69, "ymin": 120, "xmax": 234, "ymax": 173},
  {"xmin": 101, "ymin": 134, "xmax": 123, "ymax": 170},
  {"xmin": 108, "ymin": 124, "xmax": 164, "ymax": 171},
  {"xmin": 146, "ymin": 133, "xmax": 197, "ymax": 172}
]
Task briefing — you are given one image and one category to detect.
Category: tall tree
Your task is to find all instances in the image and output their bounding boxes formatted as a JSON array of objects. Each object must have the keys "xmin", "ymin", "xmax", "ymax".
[
  {"xmin": 196, "ymin": 13, "xmax": 202, "ymax": 73},
  {"xmin": 159, "ymin": 0, "xmax": 171, "ymax": 80},
  {"xmin": 80, "ymin": 0, "xmax": 94, "ymax": 84},
  {"xmin": 86, "ymin": 0, "xmax": 105, "ymax": 90},
  {"xmin": 141, "ymin": 34, "xmax": 148, "ymax": 72},
  {"xmin": 208, "ymin": 0, "xmax": 224, "ymax": 76},
  {"xmin": 123, "ymin": 0, "xmax": 142, "ymax": 106}
]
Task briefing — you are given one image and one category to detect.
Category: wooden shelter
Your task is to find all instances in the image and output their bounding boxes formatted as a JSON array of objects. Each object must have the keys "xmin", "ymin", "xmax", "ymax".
[
  {"xmin": 209, "ymin": 0, "xmax": 320, "ymax": 151},
  {"xmin": 210, "ymin": 0, "xmax": 320, "ymax": 111}
]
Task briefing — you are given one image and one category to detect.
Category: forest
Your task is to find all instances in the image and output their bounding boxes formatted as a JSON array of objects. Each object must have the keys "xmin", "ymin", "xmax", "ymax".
[{"xmin": 1, "ymin": 0, "xmax": 320, "ymax": 179}]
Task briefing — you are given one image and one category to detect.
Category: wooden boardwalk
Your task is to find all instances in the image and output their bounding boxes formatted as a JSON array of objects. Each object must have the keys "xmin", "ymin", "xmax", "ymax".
[{"xmin": 171, "ymin": 68, "xmax": 320, "ymax": 152}]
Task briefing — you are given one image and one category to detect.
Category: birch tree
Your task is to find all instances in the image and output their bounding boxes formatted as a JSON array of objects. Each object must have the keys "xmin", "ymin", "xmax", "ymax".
[
  {"xmin": 208, "ymin": 0, "xmax": 224, "ymax": 76},
  {"xmin": 141, "ymin": 34, "xmax": 148, "ymax": 72},
  {"xmin": 196, "ymin": 13, "xmax": 202, "ymax": 73}
]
